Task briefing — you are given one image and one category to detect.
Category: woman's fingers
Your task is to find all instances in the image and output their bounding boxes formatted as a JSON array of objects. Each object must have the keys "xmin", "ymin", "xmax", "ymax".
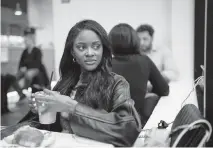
[
  {"xmin": 28, "ymin": 99, "xmax": 38, "ymax": 113},
  {"xmin": 35, "ymin": 97, "xmax": 51, "ymax": 103},
  {"xmin": 28, "ymin": 93, "xmax": 50, "ymax": 113},
  {"xmin": 34, "ymin": 92, "xmax": 52, "ymax": 101},
  {"xmin": 43, "ymin": 89, "xmax": 55, "ymax": 95}
]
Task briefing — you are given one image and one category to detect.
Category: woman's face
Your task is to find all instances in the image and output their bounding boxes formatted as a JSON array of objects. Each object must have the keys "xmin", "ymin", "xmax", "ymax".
[{"xmin": 73, "ymin": 29, "xmax": 103, "ymax": 71}]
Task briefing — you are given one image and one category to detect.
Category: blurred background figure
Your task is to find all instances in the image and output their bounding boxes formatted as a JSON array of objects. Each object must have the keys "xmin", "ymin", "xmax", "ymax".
[
  {"xmin": 1, "ymin": 0, "xmax": 54, "ymax": 124},
  {"xmin": 109, "ymin": 23, "xmax": 169, "ymax": 124},
  {"xmin": 1, "ymin": 28, "xmax": 50, "ymax": 115},
  {"xmin": 1, "ymin": 74, "xmax": 25, "ymax": 114},
  {"xmin": 136, "ymin": 24, "xmax": 179, "ymax": 84},
  {"xmin": 17, "ymin": 28, "xmax": 49, "ymax": 92}
]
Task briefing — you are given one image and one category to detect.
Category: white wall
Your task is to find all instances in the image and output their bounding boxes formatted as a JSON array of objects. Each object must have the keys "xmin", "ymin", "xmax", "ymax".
[
  {"xmin": 52, "ymin": 0, "xmax": 173, "ymax": 79},
  {"xmin": 27, "ymin": 0, "xmax": 41, "ymax": 28},
  {"xmin": 171, "ymin": 0, "xmax": 194, "ymax": 81},
  {"xmin": 28, "ymin": 0, "xmax": 54, "ymax": 50}
]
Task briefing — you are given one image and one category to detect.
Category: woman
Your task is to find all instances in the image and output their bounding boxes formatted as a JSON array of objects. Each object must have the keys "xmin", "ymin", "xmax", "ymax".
[
  {"xmin": 33, "ymin": 20, "xmax": 141, "ymax": 147},
  {"xmin": 109, "ymin": 23, "xmax": 169, "ymax": 125}
]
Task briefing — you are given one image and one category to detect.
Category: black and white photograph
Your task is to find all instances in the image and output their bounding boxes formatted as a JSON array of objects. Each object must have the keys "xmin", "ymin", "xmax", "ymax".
[{"xmin": 1, "ymin": 0, "xmax": 213, "ymax": 147}]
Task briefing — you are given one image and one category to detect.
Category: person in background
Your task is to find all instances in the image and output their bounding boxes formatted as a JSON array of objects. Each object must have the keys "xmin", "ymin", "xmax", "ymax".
[
  {"xmin": 136, "ymin": 24, "xmax": 179, "ymax": 91},
  {"xmin": 17, "ymin": 28, "xmax": 49, "ymax": 92},
  {"xmin": 32, "ymin": 20, "xmax": 141, "ymax": 147},
  {"xmin": 1, "ymin": 74, "xmax": 26, "ymax": 114},
  {"xmin": 109, "ymin": 23, "xmax": 169, "ymax": 125},
  {"xmin": 1, "ymin": 28, "xmax": 45, "ymax": 114}
]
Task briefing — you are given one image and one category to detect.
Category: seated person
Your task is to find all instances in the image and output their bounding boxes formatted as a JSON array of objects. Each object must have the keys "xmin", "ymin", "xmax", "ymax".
[
  {"xmin": 17, "ymin": 28, "xmax": 49, "ymax": 92},
  {"xmin": 109, "ymin": 23, "xmax": 169, "ymax": 125},
  {"xmin": 28, "ymin": 20, "xmax": 141, "ymax": 147},
  {"xmin": 136, "ymin": 24, "xmax": 179, "ymax": 91},
  {"xmin": 1, "ymin": 74, "xmax": 25, "ymax": 114}
]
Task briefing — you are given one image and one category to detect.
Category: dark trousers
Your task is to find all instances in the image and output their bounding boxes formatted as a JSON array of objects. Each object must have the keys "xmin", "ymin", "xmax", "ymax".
[{"xmin": 1, "ymin": 74, "xmax": 23, "ymax": 114}]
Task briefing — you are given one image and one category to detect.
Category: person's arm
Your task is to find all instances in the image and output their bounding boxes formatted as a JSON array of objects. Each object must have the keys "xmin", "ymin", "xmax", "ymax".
[
  {"xmin": 18, "ymin": 50, "xmax": 26, "ymax": 70},
  {"xmin": 66, "ymin": 77, "xmax": 141, "ymax": 147},
  {"xmin": 162, "ymin": 48, "xmax": 179, "ymax": 82},
  {"xmin": 147, "ymin": 56, "xmax": 170, "ymax": 96}
]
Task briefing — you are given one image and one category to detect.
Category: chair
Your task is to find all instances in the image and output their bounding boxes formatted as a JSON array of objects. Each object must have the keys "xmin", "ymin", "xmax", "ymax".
[{"xmin": 170, "ymin": 104, "xmax": 212, "ymax": 147}]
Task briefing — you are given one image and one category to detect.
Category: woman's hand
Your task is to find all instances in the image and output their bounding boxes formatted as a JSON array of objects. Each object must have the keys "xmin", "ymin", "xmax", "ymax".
[
  {"xmin": 28, "ymin": 94, "xmax": 38, "ymax": 113},
  {"xmin": 34, "ymin": 89, "xmax": 78, "ymax": 113}
]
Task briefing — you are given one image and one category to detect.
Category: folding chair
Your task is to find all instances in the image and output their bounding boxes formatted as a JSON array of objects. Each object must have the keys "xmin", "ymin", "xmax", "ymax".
[{"xmin": 170, "ymin": 104, "xmax": 212, "ymax": 147}]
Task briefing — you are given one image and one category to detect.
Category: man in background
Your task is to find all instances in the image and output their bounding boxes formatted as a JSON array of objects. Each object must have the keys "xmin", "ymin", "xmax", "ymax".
[
  {"xmin": 136, "ymin": 24, "xmax": 179, "ymax": 85},
  {"xmin": 17, "ymin": 27, "xmax": 49, "ymax": 92}
]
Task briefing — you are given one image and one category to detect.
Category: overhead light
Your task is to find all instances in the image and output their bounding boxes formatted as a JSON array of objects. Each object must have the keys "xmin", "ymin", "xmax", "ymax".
[
  {"xmin": 14, "ymin": 3, "xmax": 22, "ymax": 16},
  {"xmin": 61, "ymin": 0, "xmax": 71, "ymax": 3}
]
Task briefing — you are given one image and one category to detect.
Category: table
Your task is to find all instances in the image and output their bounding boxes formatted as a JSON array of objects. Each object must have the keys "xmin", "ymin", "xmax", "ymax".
[
  {"xmin": 50, "ymin": 132, "xmax": 113, "ymax": 148},
  {"xmin": 144, "ymin": 79, "xmax": 197, "ymax": 129},
  {"xmin": 0, "ymin": 123, "xmax": 113, "ymax": 147},
  {"xmin": 133, "ymin": 79, "xmax": 198, "ymax": 146}
]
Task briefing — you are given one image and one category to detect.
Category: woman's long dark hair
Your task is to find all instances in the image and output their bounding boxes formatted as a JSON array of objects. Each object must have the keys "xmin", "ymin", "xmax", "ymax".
[{"xmin": 53, "ymin": 20, "xmax": 114, "ymax": 111}]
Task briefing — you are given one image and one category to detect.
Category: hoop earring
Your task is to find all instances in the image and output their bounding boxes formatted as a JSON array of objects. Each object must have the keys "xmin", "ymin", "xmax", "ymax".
[{"xmin": 73, "ymin": 58, "xmax": 76, "ymax": 63}]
